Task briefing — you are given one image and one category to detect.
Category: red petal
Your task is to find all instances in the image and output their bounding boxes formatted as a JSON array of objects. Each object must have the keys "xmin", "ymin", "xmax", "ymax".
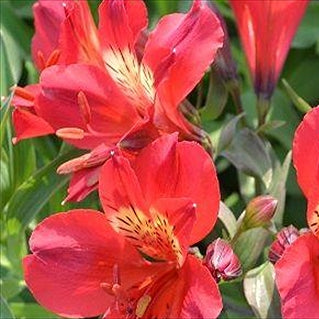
[
  {"xmin": 12, "ymin": 108, "xmax": 54, "ymax": 144},
  {"xmin": 32, "ymin": 0, "xmax": 66, "ymax": 70},
  {"xmin": 133, "ymin": 134, "xmax": 220, "ymax": 243},
  {"xmin": 293, "ymin": 106, "xmax": 319, "ymax": 235},
  {"xmin": 12, "ymin": 84, "xmax": 40, "ymax": 108},
  {"xmin": 275, "ymin": 233, "xmax": 319, "ymax": 319},
  {"xmin": 143, "ymin": 0, "xmax": 223, "ymax": 106},
  {"xmin": 59, "ymin": 1, "xmax": 102, "ymax": 66},
  {"xmin": 293, "ymin": 106, "xmax": 319, "ymax": 200},
  {"xmin": 119, "ymin": 115, "xmax": 160, "ymax": 152},
  {"xmin": 230, "ymin": 0, "xmax": 310, "ymax": 96},
  {"xmin": 144, "ymin": 256, "xmax": 222, "ymax": 318},
  {"xmin": 63, "ymin": 166, "xmax": 101, "ymax": 203},
  {"xmin": 151, "ymin": 198, "xmax": 197, "ymax": 265},
  {"xmin": 99, "ymin": 154, "xmax": 147, "ymax": 215},
  {"xmin": 180, "ymin": 256, "xmax": 223, "ymax": 319},
  {"xmin": 24, "ymin": 210, "xmax": 150, "ymax": 318},
  {"xmin": 37, "ymin": 64, "xmax": 140, "ymax": 149},
  {"xmin": 98, "ymin": 0, "xmax": 147, "ymax": 51}
]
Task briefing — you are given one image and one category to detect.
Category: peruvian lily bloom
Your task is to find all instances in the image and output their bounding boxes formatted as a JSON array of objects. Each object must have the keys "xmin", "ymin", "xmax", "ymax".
[
  {"xmin": 24, "ymin": 134, "xmax": 223, "ymax": 318},
  {"xmin": 12, "ymin": 0, "xmax": 224, "ymax": 202},
  {"xmin": 229, "ymin": 0, "xmax": 309, "ymax": 107},
  {"xmin": 274, "ymin": 106, "xmax": 319, "ymax": 318}
]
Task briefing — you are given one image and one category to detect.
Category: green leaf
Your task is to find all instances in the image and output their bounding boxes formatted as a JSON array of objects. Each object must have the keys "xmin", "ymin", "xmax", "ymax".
[
  {"xmin": 238, "ymin": 172, "xmax": 255, "ymax": 203},
  {"xmin": 219, "ymin": 281, "xmax": 256, "ymax": 319},
  {"xmin": 0, "ymin": 148, "xmax": 10, "ymax": 208},
  {"xmin": 0, "ymin": 275, "xmax": 24, "ymax": 300},
  {"xmin": 281, "ymin": 79, "xmax": 311, "ymax": 113},
  {"xmin": 0, "ymin": 1, "xmax": 32, "ymax": 96},
  {"xmin": 292, "ymin": 2, "xmax": 319, "ymax": 49},
  {"xmin": 4, "ymin": 150, "xmax": 78, "ymax": 231},
  {"xmin": 12, "ymin": 140, "xmax": 36, "ymax": 191},
  {"xmin": 243, "ymin": 262, "xmax": 281, "ymax": 318},
  {"xmin": 267, "ymin": 90, "xmax": 300, "ymax": 150},
  {"xmin": 201, "ymin": 68, "xmax": 228, "ymax": 120},
  {"xmin": 218, "ymin": 202, "xmax": 237, "ymax": 239},
  {"xmin": 268, "ymin": 152, "xmax": 292, "ymax": 227},
  {"xmin": 234, "ymin": 228, "xmax": 269, "ymax": 271},
  {"xmin": 0, "ymin": 92, "xmax": 14, "ymax": 146},
  {"xmin": 216, "ymin": 113, "xmax": 245, "ymax": 155},
  {"xmin": 221, "ymin": 128, "xmax": 273, "ymax": 188},
  {"xmin": 0, "ymin": 295, "xmax": 15, "ymax": 319},
  {"xmin": 283, "ymin": 56, "xmax": 319, "ymax": 103},
  {"xmin": 10, "ymin": 303, "xmax": 58, "ymax": 319},
  {"xmin": 256, "ymin": 120, "xmax": 286, "ymax": 135}
]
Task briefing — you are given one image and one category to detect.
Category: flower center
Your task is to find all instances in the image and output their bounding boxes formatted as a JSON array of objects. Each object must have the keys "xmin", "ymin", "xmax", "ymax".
[
  {"xmin": 108, "ymin": 205, "xmax": 183, "ymax": 267},
  {"xmin": 104, "ymin": 47, "xmax": 155, "ymax": 112}
]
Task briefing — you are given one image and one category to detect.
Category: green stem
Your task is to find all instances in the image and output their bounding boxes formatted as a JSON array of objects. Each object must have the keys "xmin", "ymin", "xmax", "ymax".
[
  {"xmin": 256, "ymin": 95, "xmax": 271, "ymax": 127},
  {"xmin": 227, "ymin": 79, "xmax": 244, "ymax": 115}
]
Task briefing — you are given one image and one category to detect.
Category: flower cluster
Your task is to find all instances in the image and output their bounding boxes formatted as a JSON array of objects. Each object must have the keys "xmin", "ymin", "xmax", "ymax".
[{"xmin": 7, "ymin": 0, "xmax": 317, "ymax": 318}]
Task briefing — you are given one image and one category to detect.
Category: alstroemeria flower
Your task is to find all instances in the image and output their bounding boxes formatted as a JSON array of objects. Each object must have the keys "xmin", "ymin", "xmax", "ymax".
[
  {"xmin": 229, "ymin": 0, "xmax": 309, "ymax": 100},
  {"xmin": 274, "ymin": 106, "xmax": 319, "ymax": 318},
  {"xmin": 24, "ymin": 134, "xmax": 222, "ymax": 318},
  {"xmin": 12, "ymin": 0, "xmax": 224, "ymax": 202}
]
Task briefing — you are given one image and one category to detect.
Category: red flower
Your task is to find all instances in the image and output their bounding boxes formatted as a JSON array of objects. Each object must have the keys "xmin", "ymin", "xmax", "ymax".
[
  {"xmin": 274, "ymin": 106, "xmax": 319, "ymax": 318},
  {"xmin": 23, "ymin": 135, "xmax": 222, "ymax": 318},
  {"xmin": 293, "ymin": 106, "xmax": 319, "ymax": 236},
  {"xmin": 229, "ymin": 0, "xmax": 309, "ymax": 99},
  {"xmin": 12, "ymin": 0, "xmax": 224, "ymax": 202},
  {"xmin": 275, "ymin": 233, "xmax": 319, "ymax": 319}
]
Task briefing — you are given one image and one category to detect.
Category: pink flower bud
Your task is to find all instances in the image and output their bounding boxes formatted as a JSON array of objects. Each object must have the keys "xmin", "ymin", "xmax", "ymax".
[
  {"xmin": 243, "ymin": 195, "xmax": 278, "ymax": 228},
  {"xmin": 203, "ymin": 238, "xmax": 242, "ymax": 282},
  {"xmin": 268, "ymin": 225, "xmax": 300, "ymax": 264}
]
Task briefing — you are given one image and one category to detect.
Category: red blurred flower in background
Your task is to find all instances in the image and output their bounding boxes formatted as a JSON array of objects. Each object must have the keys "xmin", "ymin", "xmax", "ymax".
[
  {"xmin": 229, "ymin": 0, "xmax": 309, "ymax": 100},
  {"xmin": 24, "ymin": 135, "xmax": 222, "ymax": 318},
  {"xmin": 12, "ymin": 0, "xmax": 224, "ymax": 202},
  {"xmin": 274, "ymin": 106, "xmax": 319, "ymax": 318}
]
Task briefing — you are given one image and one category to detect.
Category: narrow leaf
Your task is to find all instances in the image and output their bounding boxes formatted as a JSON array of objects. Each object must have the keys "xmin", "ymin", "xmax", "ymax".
[
  {"xmin": 218, "ymin": 201, "xmax": 237, "ymax": 239},
  {"xmin": 244, "ymin": 262, "xmax": 281, "ymax": 318},
  {"xmin": 0, "ymin": 295, "xmax": 15, "ymax": 319},
  {"xmin": 201, "ymin": 68, "xmax": 228, "ymax": 120},
  {"xmin": 282, "ymin": 79, "xmax": 311, "ymax": 113},
  {"xmin": 4, "ymin": 150, "xmax": 79, "ymax": 231},
  {"xmin": 221, "ymin": 128, "xmax": 273, "ymax": 188}
]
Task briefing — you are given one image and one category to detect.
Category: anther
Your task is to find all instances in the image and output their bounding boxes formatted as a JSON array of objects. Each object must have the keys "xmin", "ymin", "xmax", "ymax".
[
  {"xmin": 37, "ymin": 51, "xmax": 46, "ymax": 71},
  {"xmin": 77, "ymin": 91, "xmax": 92, "ymax": 125},
  {"xmin": 56, "ymin": 127, "xmax": 85, "ymax": 139},
  {"xmin": 13, "ymin": 86, "xmax": 34, "ymax": 102},
  {"xmin": 45, "ymin": 49, "xmax": 61, "ymax": 68}
]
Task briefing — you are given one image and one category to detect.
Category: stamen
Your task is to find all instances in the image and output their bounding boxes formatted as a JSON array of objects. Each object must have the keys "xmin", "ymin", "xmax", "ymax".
[
  {"xmin": 56, "ymin": 127, "xmax": 85, "ymax": 139},
  {"xmin": 45, "ymin": 49, "xmax": 61, "ymax": 68},
  {"xmin": 77, "ymin": 91, "xmax": 92, "ymax": 125},
  {"xmin": 112, "ymin": 263, "xmax": 120, "ymax": 286},
  {"xmin": 37, "ymin": 51, "xmax": 46, "ymax": 71},
  {"xmin": 57, "ymin": 153, "xmax": 91, "ymax": 174},
  {"xmin": 13, "ymin": 86, "xmax": 34, "ymax": 102},
  {"xmin": 135, "ymin": 295, "xmax": 152, "ymax": 318}
]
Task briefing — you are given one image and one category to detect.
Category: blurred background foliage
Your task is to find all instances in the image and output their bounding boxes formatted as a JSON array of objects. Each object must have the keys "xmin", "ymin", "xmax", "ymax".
[{"xmin": 0, "ymin": 0, "xmax": 318, "ymax": 318}]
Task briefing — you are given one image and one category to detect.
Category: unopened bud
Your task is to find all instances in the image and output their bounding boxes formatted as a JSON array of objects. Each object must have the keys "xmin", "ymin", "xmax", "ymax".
[
  {"xmin": 243, "ymin": 195, "xmax": 278, "ymax": 229},
  {"xmin": 203, "ymin": 238, "xmax": 242, "ymax": 282},
  {"xmin": 268, "ymin": 225, "xmax": 300, "ymax": 264}
]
